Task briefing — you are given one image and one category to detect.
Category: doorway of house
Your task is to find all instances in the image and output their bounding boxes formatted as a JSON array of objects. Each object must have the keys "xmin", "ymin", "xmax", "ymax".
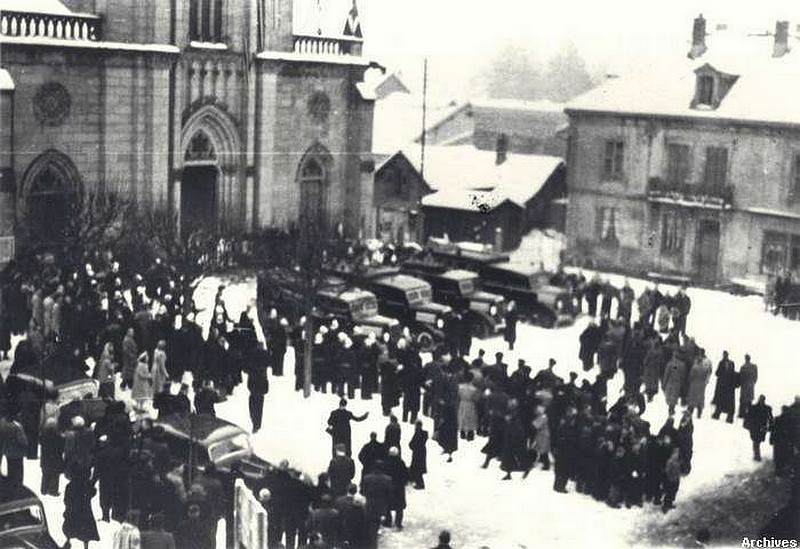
[
  {"xmin": 696, "ymin": 219, "xmax": 720, "ymax": 283},
  {"xmin": 181, "ymin": 165, "xmax": 217, "ymax": 236}
]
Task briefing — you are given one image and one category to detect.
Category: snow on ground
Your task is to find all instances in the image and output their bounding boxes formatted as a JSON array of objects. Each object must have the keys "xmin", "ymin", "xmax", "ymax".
[{"xmin": 3, "ymin": 273, "xmax": 797, "ymax": 548}]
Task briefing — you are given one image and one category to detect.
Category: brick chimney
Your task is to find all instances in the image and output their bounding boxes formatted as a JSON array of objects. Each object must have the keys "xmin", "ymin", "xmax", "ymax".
[
  {"xmin": 495, "ymin": 134, "xmax": 508, "ymax": 165},
  {"xmin": 688, "ymin": 14, "xmax": 707, "ymax": 59},
  {"xmin": 773, "ymin": 20, "xmax": 790, "ymax": 58}
]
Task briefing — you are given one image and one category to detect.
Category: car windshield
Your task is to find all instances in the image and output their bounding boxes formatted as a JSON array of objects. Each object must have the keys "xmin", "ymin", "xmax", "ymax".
[
  {"xmin": 458, "ymin": 279, "xmax": 476, "ymax": 295},
  {"xmin": 207, "ymin": 433, "xmax": 252, "ymax": 464},
  {"xmin": 406, "ymin": 287, "xmax": 432, "ymax": 304},
  {"xmin": 0, "ymin": 504, "xmax": 44, "ymax": 532},
  {"xmin": 351, "ymin": 297, "xmax": 379, "ymax": 318}
]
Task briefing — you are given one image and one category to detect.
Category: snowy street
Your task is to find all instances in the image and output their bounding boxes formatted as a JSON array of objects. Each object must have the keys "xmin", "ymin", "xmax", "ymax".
[{"xmin": 3, "ymin": 272, "xmax": 796, "ymax": 548}]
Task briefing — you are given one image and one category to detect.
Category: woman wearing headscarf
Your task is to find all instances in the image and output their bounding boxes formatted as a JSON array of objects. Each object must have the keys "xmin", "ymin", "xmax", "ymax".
[
  {"xmin": 152, "ymin": 340, "xmax": 170, "ymax": 395},
  {"xmin": 132, "ymin": 351, "xmax": 154, "ymax": 411},
  {"xmin": 95, "ymin": 341, "xmax": 117, "ymax": 399}
]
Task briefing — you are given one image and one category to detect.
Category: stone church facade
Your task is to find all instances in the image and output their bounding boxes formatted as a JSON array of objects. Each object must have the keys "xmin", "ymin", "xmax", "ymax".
[{"xmin": 0, "ymin": 0, "xmax": 378, "ymax": 256}]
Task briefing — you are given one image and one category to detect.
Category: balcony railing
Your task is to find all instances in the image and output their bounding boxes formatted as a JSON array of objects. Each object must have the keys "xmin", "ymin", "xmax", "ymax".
[
  {"xmin": 292, "ymin": 34, "xmax": 362, "ymax": 56},
  {"xmin": 646, "ymin": 177, "xmax": 733, "ymax": 208},
  {"xmin": 0, "ymin": 10, "xmax": 102, "ymax": 41}
]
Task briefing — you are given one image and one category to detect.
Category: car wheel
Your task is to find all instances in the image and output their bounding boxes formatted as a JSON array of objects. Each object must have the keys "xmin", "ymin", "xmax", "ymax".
[
  {"xmin": 537, "ymin": 312, "xmax": 556, "ymax": 329},
  {"xmin": 474, "ymin": 321, "xmax": 490, "ymax": 339}
]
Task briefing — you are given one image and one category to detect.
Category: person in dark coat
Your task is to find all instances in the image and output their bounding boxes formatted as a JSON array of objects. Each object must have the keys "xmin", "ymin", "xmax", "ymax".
[
  {"xmin": 739, "ymin": 354, "xmax": 758, "ymax": 420},
  {"xmin": 711, "ymin": 351, "xmax": 737, "ymax": 423},
  {"xmin": 500, "ymin": 400, "xmax": 529, "ymax": 480},
  {"xmin": 0, "ymin": 412, "xmax": 28, "ymax": 488},
  {"xmin": 379, "ymin": 349, "xmax": 400, "ymax": 416},
  {"xmin": 246, "ymin": 346, "xmax": 270, "ymax": 433},
  {"xmin": 383, "ymin": 446, "xmax": 409, "ymax": 529},
  {"xmin": 408, "ymin": 420, "xmax": 428, "ymax": 489},
  {"xmin": 62, "ymin": 466, "xmax": 100, "ymax": 549},
  {"xmin": 328, "ymin": 443, "xmax": 356, "ymax": 498},
  {"xmin": 503, "ymin": 301, "xmax": 518, "ymax": 351},
  {"xmin": 384, "ymin": 415, "xmax": 401, "ymax": 456},
  {"xmin": 746, "ymin": 395, "xmax": 773, "ymax": 462},
  {"xmin": 676, "ymin": 412, "xmax": 694, "ymax": 475},
  {"xmin": 400, "ymin": 350, "xmax": 423, "ymax": 424},
  {"xmin": 553, "ymin": 409, "xmax": 578, "ymax": 493},
  {"xmin": 327, "ymin": 398, "xmax": 368, "ymax": 457},
  {"xmin": 434, "ymin": 379, "xmax": 459, "ymax": 463},
  {"xmin": 333, "ymin": 484, "xmax": 366, "ymax": 549},
  {"xmin": 93, "ymin": 435, "xmax": 127, "ymax": 522},
  {"xmin": 40, "ymin": 417, "xmax": 63, "ymax": 496},
  {"xmin": 360, "ymin": 461, "xmax": 393, "ymax": 549},
  {"xmin": 357, "ymin": 432, "xmax": 386, "ymax": 480},
  {"xmin": 578, "ymin": 320, "xmax": 603, "ymax": 371}
]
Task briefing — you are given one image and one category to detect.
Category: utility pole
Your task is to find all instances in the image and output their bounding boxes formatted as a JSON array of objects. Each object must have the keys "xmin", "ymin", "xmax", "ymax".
[{"xmin": 420, "ymin": 57, "xmax": 428, "ymax": 180}]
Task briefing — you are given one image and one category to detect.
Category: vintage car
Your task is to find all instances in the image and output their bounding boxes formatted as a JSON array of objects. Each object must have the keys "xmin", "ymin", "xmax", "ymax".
[
  {"xmin": 402, "ymin": 261, "xmax": 506, "ymax": 338},
  {"xmin": 0, "ymin": 482, "xmax": 60, "ymax": 549},
  {"xmin": 315, "ymin": 287, "xmax": 400, "ymax": 338},
  {"xmin": 479, "ymin": 262, "xmax": 575, "ymax": 328},
  {"xmin": 256, "ymin": 268, "xmax": 399, "ymax": 337},
  {"xmin": 357, "ymin": 271, "xmax": 453, "ymax": 349},
  {"xmin": 156, "ymin": 414, "xmax": 270, "ymax": 479},
  {"xmin": 5, "ymin": 361, "xmax": 102, "ymax": 430}
]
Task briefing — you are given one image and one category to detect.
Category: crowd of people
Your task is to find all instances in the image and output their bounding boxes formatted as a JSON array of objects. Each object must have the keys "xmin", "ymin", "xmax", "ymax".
[{"xmin": 1, "ymin": 240, "xmax": 800, "ymax": 548}]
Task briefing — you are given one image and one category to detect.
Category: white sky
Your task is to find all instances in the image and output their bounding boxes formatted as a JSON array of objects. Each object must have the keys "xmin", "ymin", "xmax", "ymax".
[{"xmin": 358, "ymin": 0, "xmax": 800, "ymax": 99}]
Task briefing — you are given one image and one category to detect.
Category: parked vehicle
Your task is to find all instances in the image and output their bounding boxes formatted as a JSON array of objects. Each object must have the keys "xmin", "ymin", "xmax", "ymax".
[
  {"xmin": 402, "ymin": 261, "xmax": 506, "ymax": 338},
  {"xmin": 256, "ymin": 268, "xmax": 399, "ymax": 337},
  {"xmin": 0, "ymin": 482, "xmax": 60, "ymax": 548},
  {"xmin": 315, "ymin": 286, "xmax": 400, "ymax": 338},
  {"xmin": 355, "ymin": 270, "xmax": 453, "ymax": 350},
  {"xmin": 479, "ymin": 262, "xmax": 575, "ymax": 328}
]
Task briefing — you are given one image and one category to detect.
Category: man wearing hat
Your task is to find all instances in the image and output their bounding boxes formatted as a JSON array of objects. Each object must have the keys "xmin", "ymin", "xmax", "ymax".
[{"xmin": 327, "ymin": 398, "xmax": 368, "ymax": 457}]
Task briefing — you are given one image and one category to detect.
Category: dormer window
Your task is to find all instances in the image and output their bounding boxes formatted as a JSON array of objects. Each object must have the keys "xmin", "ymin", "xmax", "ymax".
[
  {"xmin": 692, "ymin": 64, "xmax": 739, "ymax": 110},
  {"xmin": 697, "ymin": 75, "xmax": 715, "ymax": 106}
]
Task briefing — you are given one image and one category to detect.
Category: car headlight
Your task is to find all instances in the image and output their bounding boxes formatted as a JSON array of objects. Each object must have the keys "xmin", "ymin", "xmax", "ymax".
[
  {"xmin": 489, "ymin": 305, "xmax": 498, "ymax": 316},
  {"xmin": 436, "ymin": 318, "xmax": 444, "ymax": 329},
  {"xmin": 556, "ymin": 300, "xmax": 564, "ymax": 312}
]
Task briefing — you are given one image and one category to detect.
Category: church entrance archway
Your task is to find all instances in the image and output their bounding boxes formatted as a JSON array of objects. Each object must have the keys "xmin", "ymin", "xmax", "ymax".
[
  {"xmin": 181, "ymin": 131, "xmax": 219, "ymax": 235},
  {"xmin": 20, "ymin": 150, "xmax": 81, "ymax": 243},
  {"xmin": 179, "ymin": 105, "xmax": 241, "ymax": 234},
  {"xmin": 297, "ymin": 143, "xmax": 332, "ymax": 233}
]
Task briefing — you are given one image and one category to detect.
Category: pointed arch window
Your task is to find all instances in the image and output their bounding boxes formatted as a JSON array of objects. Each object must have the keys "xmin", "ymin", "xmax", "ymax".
[
  {"xmin": 185, "ymin": 131, "xmax": 217, "ymax": 164},
  {"xmin": 298, "ymin": 150, "xmax": 331, "ymax": 231}
]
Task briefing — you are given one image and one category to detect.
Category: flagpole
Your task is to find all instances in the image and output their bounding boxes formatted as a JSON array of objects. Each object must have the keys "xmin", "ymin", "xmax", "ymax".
[{"xmin": 420, "ymin": 57, "xmax": 428, "ymax": 180}]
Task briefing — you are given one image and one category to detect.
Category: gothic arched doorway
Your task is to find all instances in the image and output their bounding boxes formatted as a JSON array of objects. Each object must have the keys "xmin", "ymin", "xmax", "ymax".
[
  {"xmin": 181, "ymin": 131, "xmax": 218, "ymax": 235},
  {"xmin": 297, "ymin": 144, "xmax": 332, "ymax": 232},
  {"xmin": 179, "ymin": 105, "xmax": 242, "ymax": 233},
  {"xmin": 20, "ymin": 150, "xmax": 81, "ymax": 243}
]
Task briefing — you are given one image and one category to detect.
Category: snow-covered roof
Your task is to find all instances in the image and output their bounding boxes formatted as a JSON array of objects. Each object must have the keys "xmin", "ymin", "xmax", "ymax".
[
  {"xmin": 0, "ymin": 35, "xmax": 180, "ymax": 54},
  {"xmin": 567, "ymin": 28, "xmax": 800, "ymax": 128},
  {"xmin": 0, "ymin": 69, "xmax": 14, "ymax": 91},
  {"xmin": 0, "ymin": 0, "xmax": 73, "ymax": 15},
  {"xmin": 407, "ymin": 146, "xmax": 563, "ymax": 211},
  {"xmin": 422, "ymin": 188, "xmax": 509, "ymax": 212},
  {"xmin": 256, "ymin": 50, "xmax": 374, "ymax": 67},
  {"xmin": 371, "ymin": 93, "xmax": 461, "ymax": 155},
  {"xmin": 471, "ymin": 98, "xmax": 566, "ymax": 113}
]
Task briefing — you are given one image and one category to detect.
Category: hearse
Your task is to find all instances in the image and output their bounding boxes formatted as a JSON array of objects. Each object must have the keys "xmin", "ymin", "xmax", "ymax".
[
  {"xmin": 479, "ymin": 262, "xmax": 575, "ymax": 328},
  {"xmin": 402, "ymin": 261, "xmax": 506, "ymax": 338}
]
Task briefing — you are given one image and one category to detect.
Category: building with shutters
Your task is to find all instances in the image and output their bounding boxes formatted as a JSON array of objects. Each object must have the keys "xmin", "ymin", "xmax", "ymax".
[
  {"xmin": 0, "ymin": 0, "xmax": 380, "ymax": 262},
  {"xmin": 564, "ymin": 15, "xmax": 800, "ymax": 286}
]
